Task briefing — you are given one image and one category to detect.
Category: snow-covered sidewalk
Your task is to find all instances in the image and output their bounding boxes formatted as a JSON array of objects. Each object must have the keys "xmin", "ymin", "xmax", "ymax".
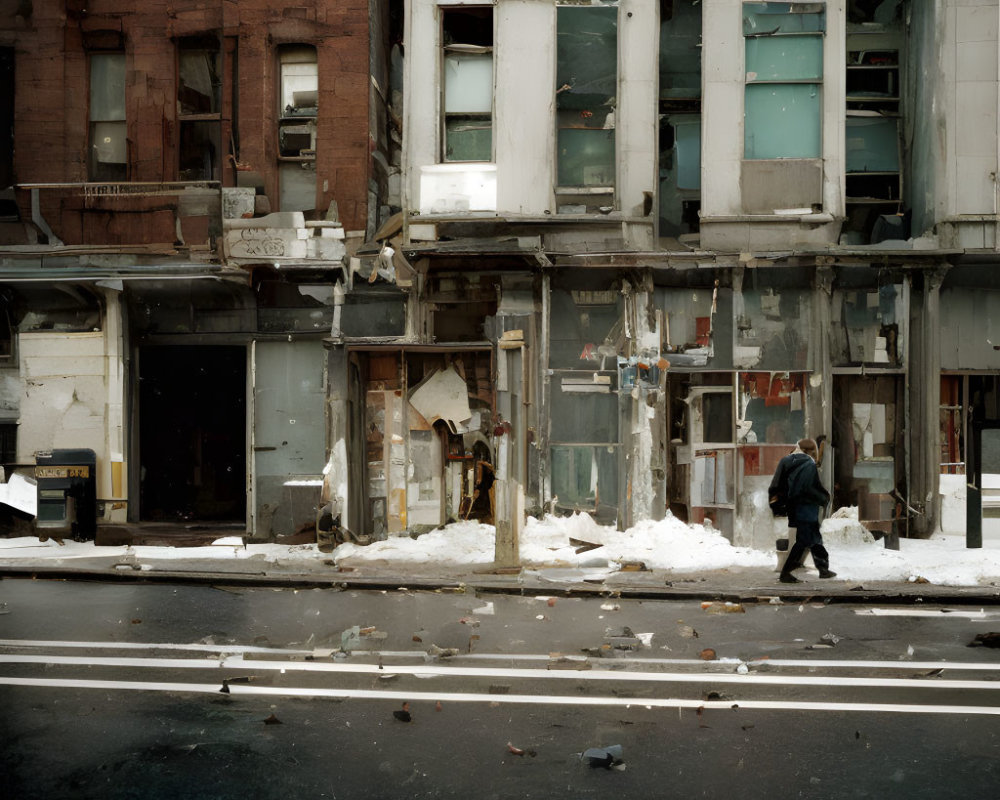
[{"xmin": 2, "ymin": 510, "xmax": 1000, "ymax": 589}]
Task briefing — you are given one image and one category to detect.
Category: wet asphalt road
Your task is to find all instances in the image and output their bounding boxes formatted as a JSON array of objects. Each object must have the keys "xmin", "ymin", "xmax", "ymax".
[{"xmin": 1, "ymin": 578, "xmax": 999, "ymax": 799}]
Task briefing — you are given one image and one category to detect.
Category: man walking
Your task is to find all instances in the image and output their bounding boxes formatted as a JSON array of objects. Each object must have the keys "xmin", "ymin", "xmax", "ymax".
[{"xmin": 770, "ymin": 438, "xmax": 835, "ymax": 583}]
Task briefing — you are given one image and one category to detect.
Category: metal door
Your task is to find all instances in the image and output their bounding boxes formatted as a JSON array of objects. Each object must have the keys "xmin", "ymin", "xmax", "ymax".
[{"xmin": 251, "ymin": 340, "xmax": 326, "ymax": 538}]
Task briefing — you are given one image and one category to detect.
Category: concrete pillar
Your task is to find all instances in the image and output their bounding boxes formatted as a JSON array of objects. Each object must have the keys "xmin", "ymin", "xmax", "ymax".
[
  {"xmin": 813, "ymin": 264, "xmax": 835, "ymax": 488},
  {"xmin": 910, "ymin": 266, "xmax": 948, "ymax": 537}
]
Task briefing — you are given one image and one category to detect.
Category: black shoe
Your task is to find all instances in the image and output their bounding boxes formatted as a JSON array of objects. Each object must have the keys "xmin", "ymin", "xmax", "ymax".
[
  {"xmin": 818, "ymin": 570, "xmax": 837, "ymax": 579},
  {"xmin": 779, "ymin": 573, "xmax": 801, "ymax": 584}
]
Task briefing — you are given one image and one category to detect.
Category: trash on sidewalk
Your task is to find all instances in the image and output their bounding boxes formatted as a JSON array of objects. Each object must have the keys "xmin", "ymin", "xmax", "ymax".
[
  {"xmin": 701, "ymin": 601, "xmax": 745, "ymax": 614},
  {"xmin": 507, "ymin": 741, "xmax": 537, "ymax": 757},
  {"xmin": 581, "ymin": 744, "xmax": 625, "ymax": 770},
  {"xmin": 968, "ymin": 632, "xmax": 1000, "ymax": 648}
]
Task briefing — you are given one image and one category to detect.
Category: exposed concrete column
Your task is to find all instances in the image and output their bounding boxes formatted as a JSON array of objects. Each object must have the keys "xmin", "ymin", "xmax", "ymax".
[
  {"xmin": 100, "ymin": 285, "xmax": 127, "ymax": 523},
  {"xmin": 813, "ymin": 263, "xmax": 835, "ymax": 489},
  {"xmin": 910, "ymin": 266, "xmax": 948, "ymax": 537}
]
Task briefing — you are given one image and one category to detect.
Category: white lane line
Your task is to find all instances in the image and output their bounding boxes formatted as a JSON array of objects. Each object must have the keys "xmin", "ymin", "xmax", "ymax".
[
  {"xmin": 2, "ymin": 653, "xmax": 998, "ymax": 692},
  {"xmin": 3, "ymin": 640, "xmax": 1000, "ymax": 673},
  {"xmin": 0, "ymin": 639, "xmax": 309, "ymax": 655},
  {"xmin": 1, "ymin": 675, "xmax": 998, "ymax": 716},
  {"xmin": 856, "ymin": 608, "xmax": 1000, "ymax": 620}
]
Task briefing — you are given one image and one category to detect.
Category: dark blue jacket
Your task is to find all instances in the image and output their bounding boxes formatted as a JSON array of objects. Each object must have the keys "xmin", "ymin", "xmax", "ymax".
[{"xmin": 769, "ymin": 452, "xmax": 830, "ymax": 527}]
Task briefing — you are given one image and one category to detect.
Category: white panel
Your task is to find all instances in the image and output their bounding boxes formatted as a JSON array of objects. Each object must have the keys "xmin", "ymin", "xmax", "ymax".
[
  {"xmin": 419, "ymin": 163, "xmax": 497, "ymax": 214},
  {"xmin": 444, "ymin": 53, "xmax": 493, "ymax": 113}
]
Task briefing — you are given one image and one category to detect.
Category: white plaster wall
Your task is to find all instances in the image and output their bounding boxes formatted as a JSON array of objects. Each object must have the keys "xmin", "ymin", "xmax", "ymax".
[
  {"xmin": 617, "ymin": 0, "xmax": 659, "ymax": 222},
  {"xmin": 496, "ymin": 0, "xmax": 555, "ymax": 215},
  {"xmin": 949, "ymin": 0, "xmax": 999, "ymax": 216},
  {"xmin": 406, "ymin": 0, "xmax": 659, "ymax": 224},
  {"xmin": 17, "ymin": 293, "xmax": 125, "ymax": 505},
  {"xmin": 701, "ymin": 1, "xmax": 846, "ymax": 218},
  {"xmin": 701, "ymin": 0, "xmax": 744, "ymax": 217}
]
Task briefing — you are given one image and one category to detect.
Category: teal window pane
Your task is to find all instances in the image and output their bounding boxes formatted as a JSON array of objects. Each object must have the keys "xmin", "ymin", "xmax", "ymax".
[
  {"xmin": 445, "ymin": 117, "xmax": 492, "ymax": 162},
  {"xmin": 675, "ymin": 118, "xmax": 701, "ymax": 190},
  {"xmin": 744, "ymin": 83, "xmax": 820, "ymax": 159},
  {"xmin": 743, "ymin": 3, "xmax": 825, "ymax": 34},
  {"xmin": 556, "ymin": 6, "xmax": 618, "ymax": 112},
  {"xmin": 845, "ymin": 117, "xmax": 899, "ymax": 173},
  {"xmin": 557, "ymin": 128, "xmax": 615, "ymax": 186},
  {"xmin": 745, "ymin": 35, "xmax": 822, "ymax": 82}
]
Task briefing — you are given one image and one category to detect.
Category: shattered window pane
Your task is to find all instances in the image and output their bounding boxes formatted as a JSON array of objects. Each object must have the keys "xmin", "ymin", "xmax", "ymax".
[
  {"xmin": 738, "ymin": 371, "xmax": 806, "ymax": 444},
  {"xmin": 831, "ymin": 283, "xmax": 903, "ymax": 366},
  {"xmin": 549, "ymin": 289, "xmax": 623, "ymax": 370},
  {"xmin": 556, "ymin": 5, "xmax": 617, "ymax": 187},
  {"xmin": 178, "ymin": 41, "xmax": 221, "ymax": 115}
]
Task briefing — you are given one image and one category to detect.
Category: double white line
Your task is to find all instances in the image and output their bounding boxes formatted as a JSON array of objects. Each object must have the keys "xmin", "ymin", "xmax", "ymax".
[{"xmin": 2, "ymin": 639, "xmax": 999, "ymax": 716}]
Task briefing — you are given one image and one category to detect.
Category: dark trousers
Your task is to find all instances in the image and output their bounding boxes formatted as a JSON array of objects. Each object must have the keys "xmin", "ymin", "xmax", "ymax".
[{"xmin": 780, "ymin": 521, "xmax": 830, "ymax": 574}]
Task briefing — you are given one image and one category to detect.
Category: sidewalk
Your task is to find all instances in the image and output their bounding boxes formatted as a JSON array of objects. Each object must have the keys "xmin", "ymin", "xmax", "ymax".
[{"xmin": 1, "ymin": 529, "xmax": 999, "ymax": 603}]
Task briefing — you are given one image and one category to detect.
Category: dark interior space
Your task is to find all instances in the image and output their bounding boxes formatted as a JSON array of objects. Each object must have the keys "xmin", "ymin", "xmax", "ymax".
[{"xmin": 139, "ymin": 346, "xmax": 246, "ymax": 522}]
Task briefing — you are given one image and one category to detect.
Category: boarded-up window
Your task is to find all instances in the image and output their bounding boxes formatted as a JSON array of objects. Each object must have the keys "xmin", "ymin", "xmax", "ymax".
[
  {"xmin": 442, "ymin": 8, "xmax": 493, "ymax": 162},
  {"xmin": 89, "ymin": 53, "xmax": 126, "ymax": 181},
  {"xmin": 556, "ymin": 5, "xmax": 617, "ymax": 187},
  {"xmin": 743, "ymin": 2, "xmax": 824, "ymax": 160}
]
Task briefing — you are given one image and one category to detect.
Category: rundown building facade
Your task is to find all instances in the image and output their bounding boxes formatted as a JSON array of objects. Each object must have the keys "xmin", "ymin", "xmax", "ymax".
[
  {"xmin": 0, "ymin": 0, "xmax": 398, "ymax": 538},
  {"xmin": 2, "ymin": 0, "xmax": 1000, "ymax": 559}
]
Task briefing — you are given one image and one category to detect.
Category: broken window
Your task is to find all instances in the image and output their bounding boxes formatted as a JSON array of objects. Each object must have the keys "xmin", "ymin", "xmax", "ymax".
[
  {"xmin": 658, "ymin": 1, "xmax": 702, "ymax": 237},
  {"xmin": 549, "ymin": 288, "xmax": 624, "ymax": 370},
  {"xmin": 844, "ymin": 3, "xmax": 904, "ymax": 243},
  {"xmin": 738, "ymin": 371, "xmax": 806, "ymax": 444},
  {"xmin": 736, "ymin": 270, "xmax": 813, "ymax": 370},
  {"xmin": 556, "ymin": 4, "xmax": 617, "ymax": 189},
  {"xmin": 89, "ymin": 53, "xmax": 127, "ymax": 181},
  {"xmin": 278, "ymin": 45, "xmax": 318, "ymax": 211},
  {"xmin": 178, "ymin": 38, "xmax": 222, "ymax": 181},
  {"xmin": 442, "ymin": 8, "xmax": 493, "ymax": 163},
  {"xmin": 831, "ymin": 283, "xmax": 903, "ymax": 366},
  {"xmin": 743, "ymin": 2, "xmax": 825, "ymax": 160}
]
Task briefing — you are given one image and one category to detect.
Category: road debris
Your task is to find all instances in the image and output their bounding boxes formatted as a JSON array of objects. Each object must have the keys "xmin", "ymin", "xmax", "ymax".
[
  {"xmin": 262, "ymin": 713, "xmax": 282, "ymax": 725},
  {"xmin": 507, "ymin": 742, "xmax": 537, "ymax": 757},
  {"xmin": 340, "ymin": 625, "xmax": 387, "ymax": 653},
  {"xmin": 393, "ymin": 702, "xmax": 412, "ymax": 723},
  {"xmin": 699, "ymin": 648, "xmax": 717, "ymax": 661},
  {"xmin": 426, "ymin": 644, "xmax": 460, "ymax": 659},
  {"xmin": 678, "ymin": 624, "xmax": 699, "ymax": 638},
  {"xmin": 701, "ymin": 601, "xmax": 745, "ymax": 614},
  {"xmin": 581, "ymin": 744, "xmax": 624, "ymax": 770},
  {"xmin": 969, "ymin": 632, "xmax": 1000, "ymax": 648}
]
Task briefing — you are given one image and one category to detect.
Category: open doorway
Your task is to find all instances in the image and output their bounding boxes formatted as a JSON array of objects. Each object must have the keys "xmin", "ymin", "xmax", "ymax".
[{"xmin": 138, "ymin": 346, "xmax": 246, "ymax": 522}]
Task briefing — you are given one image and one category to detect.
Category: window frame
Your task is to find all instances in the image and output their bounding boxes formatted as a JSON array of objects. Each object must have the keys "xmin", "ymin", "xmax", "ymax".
[
  {"xmin": 440, "ymin": 6, "xmax": 495, "ymax": 164},
  {"xmin": 742, "ymin": 1, "xmax": 826, "ymax": 161},
  {"xmin": 176, "ymin": 36, "xmax": 223, "ymax": 182},
  {"xmin": 554, "ymin": 2, "xmax": 619, "ymax": 192},
  {"xmin": 88, "ymin": 51, "xmax": 128, "ymax": 182}
]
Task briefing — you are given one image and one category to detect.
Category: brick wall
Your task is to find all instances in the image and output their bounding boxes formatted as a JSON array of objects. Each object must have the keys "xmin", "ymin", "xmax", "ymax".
[{"xmin": 3, "ymin": 0, "xmax": 375, "ymax": 243}]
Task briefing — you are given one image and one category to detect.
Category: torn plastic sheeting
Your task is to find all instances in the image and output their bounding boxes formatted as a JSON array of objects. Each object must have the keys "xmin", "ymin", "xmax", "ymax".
[{"xmin": 408, "ymin": 366, "xmax": 474, "ymax": 434}]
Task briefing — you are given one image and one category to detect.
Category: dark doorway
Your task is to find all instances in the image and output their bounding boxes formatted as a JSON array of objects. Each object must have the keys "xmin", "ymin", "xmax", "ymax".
[{"xmin": 139, "ymin": 346, "xmax": 246, "ymax": 522}]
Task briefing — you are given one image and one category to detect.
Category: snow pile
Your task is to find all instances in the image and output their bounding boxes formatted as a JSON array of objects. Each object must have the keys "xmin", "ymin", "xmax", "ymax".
[
  {"xmin": 519, "ymin": 513, "xmax": 774, "ymax": 571},
  {"xmin": 820, "ymin": 507, "xmax": 877, "ymax": 546},
  {"xmin": 331, "ymin": 520, "xmax": 496, "ymax": 566}
]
